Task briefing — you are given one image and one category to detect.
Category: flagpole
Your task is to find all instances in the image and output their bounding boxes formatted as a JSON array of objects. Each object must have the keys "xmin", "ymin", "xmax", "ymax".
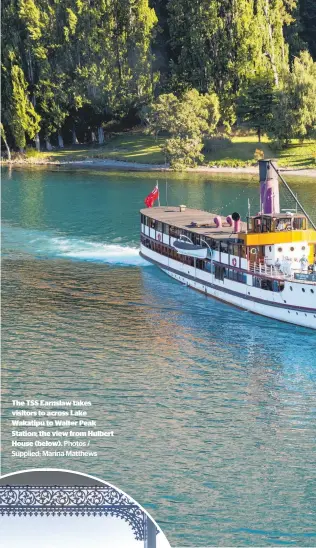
[{"xmin": 157, "ymin": 180, "xmax": 160, "ymax": 207}]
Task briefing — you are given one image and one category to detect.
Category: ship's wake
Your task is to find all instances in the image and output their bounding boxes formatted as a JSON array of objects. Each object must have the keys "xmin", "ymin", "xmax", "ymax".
[{"xmin": 2, "ymin": 224, "xmax": 149, "ymax": 266}]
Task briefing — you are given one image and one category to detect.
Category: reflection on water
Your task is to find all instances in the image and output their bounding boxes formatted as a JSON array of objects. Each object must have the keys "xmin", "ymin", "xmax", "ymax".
[{"xmin": 1, "ymin": 167, "xmax": 316, "ymax": 546}]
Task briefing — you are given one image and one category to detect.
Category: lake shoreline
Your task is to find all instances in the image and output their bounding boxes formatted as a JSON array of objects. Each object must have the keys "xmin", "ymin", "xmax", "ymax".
[{"xmin": 2, "ymin": 158, "xmax": 316, "ymax": 178}]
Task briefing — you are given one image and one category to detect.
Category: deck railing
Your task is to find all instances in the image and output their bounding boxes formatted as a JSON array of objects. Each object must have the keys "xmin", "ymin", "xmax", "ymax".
[{"xmin": 249, "ymin": 261, "xmax": 308, "ymax": 280}]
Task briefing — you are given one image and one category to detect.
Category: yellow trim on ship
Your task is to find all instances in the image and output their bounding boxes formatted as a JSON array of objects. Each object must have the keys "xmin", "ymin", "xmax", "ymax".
[
  {"xmin": 239, "ymin": 229, "xmax": 316, "ymax": 263},
  {"xmin": 239, "ymin": 229, "xmax": 316, "ymax": 246}
]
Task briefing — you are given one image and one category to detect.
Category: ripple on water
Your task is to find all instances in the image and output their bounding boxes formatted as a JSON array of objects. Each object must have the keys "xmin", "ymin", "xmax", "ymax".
[{"xmin": 2, "ymin": 168, "xmax": 316, "ymax": 546}]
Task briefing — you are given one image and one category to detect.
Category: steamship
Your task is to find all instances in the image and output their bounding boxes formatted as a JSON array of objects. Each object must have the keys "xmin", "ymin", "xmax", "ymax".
[{"xmin": 140, "ymin": 160, "xmax": 316, "ymax": 330}]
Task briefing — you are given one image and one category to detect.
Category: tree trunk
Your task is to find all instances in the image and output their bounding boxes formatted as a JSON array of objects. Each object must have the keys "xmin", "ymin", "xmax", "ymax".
[
  {"xmin": 45, "ymin": 138, "xmax": 53, "ymax": 151},
  {"xmin": 263, "ymin": 1, "xmax": 279, "ymax": 87},
  {"xmin": 72, "ymin": 128, "xmax": 79, "ymax": 145},
  {"xmin": 58, "ymin": 132, "xmax": 64, "ymax": 148},
  {"xmin": 258, "ymin": 127, "xmax": 261, "ymax": 143},
  {"xmin": 91, "ymin": 131, "xmax": 97, "ymax": 143},
  {"xmin": 35, "ymin": 133, "xmax": 40, "ymax": 151},
  {"xmin": 2, "ymin": 134, "xmax": 11, "ymax": 161},
  {"xmin": 98, "ymin": 126, "xmax": 104, "ymax": 144}
]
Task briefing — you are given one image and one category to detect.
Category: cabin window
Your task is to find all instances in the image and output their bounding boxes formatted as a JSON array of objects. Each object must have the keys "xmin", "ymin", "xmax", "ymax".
[
  {"xmin": 183, "ymin": 230, "xmax": 192, "ymax": 241},
  {"xmin": 215, "ymin": 265, "xmax": 225, "ymax": 281},
  {"xmin": 293, "ymin": 217, "xmax": 306, "ymax": 230},
  {"xmin": 170, "ymin": 226, "xmax": 181, "ymax": 238},
  {"xmin": 150, "ymin": 219, "xmax": 156, "ymax": 229},
  {"xmin": 261, "ymin": 217, "xmax": 272, "ymax": 232},
  {"xmin": 196, "ymin": 259, "xmax": 205, "ymax": 270},
  {"xmin": 252, "ymin": 277, "xmax": 283, "ymax": 292},
  {"xmin": 254, "ymin": 218, "xmax": 261, "ymax": 233},
  {"xmin": 276, "ymin": 218, "xmax": 292, "ymax": 231},
  {"xmin": 226, "ymin": 269, "xmax": 246, "ymax": 284},
  {"xmin": 247, "ymin": 217, "xmax": 253, "ymax": 231},
  {"xmin": 156, "ymin": 221, "xmax": 163, "ymax": 233},
  {"xmin": 211, "ymin": 240, "xmax": 220, "ymax": 251}
]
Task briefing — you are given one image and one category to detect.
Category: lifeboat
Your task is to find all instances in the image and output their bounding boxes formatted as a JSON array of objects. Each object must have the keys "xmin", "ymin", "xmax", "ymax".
[{"xmin": 172, "ymin": 239, "xmax": 208, "ymax": 259}]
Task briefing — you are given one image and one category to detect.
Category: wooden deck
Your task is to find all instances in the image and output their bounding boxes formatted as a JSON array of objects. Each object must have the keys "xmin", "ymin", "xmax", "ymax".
[{"xmin": 140, "ymin": 206, "xmax": 247, "ymax": 240}]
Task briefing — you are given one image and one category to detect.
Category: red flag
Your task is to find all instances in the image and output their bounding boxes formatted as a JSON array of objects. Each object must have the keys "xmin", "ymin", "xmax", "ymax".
[{"xmin": 144, "ymin": 184, "xmax": 159, "ymax": 208}]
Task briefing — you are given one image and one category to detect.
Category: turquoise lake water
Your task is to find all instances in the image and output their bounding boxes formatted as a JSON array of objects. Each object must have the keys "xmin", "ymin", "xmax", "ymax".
[{"xmin": 1, "ymin": 166, "xmax": 316, "ymax": 546}]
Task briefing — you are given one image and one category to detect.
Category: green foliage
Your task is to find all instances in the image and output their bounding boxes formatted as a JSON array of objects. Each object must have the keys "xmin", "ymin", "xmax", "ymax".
[
  {"xmin": 165, "ymin": 136, "xmax": 204, "ymax": 169},
  {"xmin": 299, "ymin": 0, "xmax": 316, "ymax": 59},
  {"xmin": 237, "ymin": 74, "xmax": 275, "ymax": 141},
  {"xmin": 10, "ymin": 65, "xmax": 41, "ymax": 149},
  {"xmin": 203, "ymin": 134, "xmax": 232, "ymax": 153},
  {"xmin": 167, "ymin": 0, "xmax": 297, "ymax": 123},
  {"xmin": 19, "ymin": 0, "xmax": 43, "ymax": 41},
  {"xmin": 1, "ymin": 0, "xmax": 315, "ymax": 155},
  {"xmin": 25, "ymin": 146, "xmax": 41, "ymax": 158},
  {"xmin": 269, "ymin": 51, "xmax": 316, "ymax": 144},
  {"xmin": 254, "ymin": 148, "xmax": 265, "ymax": 161},
  {"xmin": 145, "ymin": 88, "xmax": 220, "ymax": 168}
]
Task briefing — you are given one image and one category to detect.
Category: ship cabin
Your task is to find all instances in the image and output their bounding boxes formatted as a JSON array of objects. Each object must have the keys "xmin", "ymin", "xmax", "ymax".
[
  {"xmin": 243, "ymin": 212, "xmax": 316, "ymax": 270},
  {"xmin": 248, "ymin": 213, "xmax": 307, "ymax": 234},
  {"xmin": 140, "ymin": 206, "xmax": 316, "ymax": 287}
]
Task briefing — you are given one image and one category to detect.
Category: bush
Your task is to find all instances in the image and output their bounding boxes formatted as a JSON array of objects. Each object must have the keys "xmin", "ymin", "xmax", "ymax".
[
  {"xmin": 203, "ymin": 134, "xmax": 232, "ymax": 153},
  {"xmin": 254, "ymin": 148, "xmax": 264, "ymax": 161},
  {"xmin": 25, "ymin": 146, "xmax": 40, "ymax": 158},
  {"xmin": 209, "ymin": 159, "xmax": 252, "ymax": 168},
  {"xmin": 269, "ymin": 139, "xmax": 285, "ymax": 152}
]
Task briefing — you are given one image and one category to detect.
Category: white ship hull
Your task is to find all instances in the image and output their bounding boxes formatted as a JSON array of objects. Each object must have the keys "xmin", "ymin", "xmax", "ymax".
[{"xmin": 141, "ymin": 244, "xmax": 316, "ymax": 330}]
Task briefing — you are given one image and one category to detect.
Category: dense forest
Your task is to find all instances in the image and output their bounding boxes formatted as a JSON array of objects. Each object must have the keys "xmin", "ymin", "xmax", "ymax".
[{"xmin": 1, "ymin": 0, "xmax": 316, "ymax": 162}]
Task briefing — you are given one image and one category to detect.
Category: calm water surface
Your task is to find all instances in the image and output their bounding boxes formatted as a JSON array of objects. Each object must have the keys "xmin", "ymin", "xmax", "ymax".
[{"xmin": 2, "ymin": 167, "xmax": 316, "ymax": 546}]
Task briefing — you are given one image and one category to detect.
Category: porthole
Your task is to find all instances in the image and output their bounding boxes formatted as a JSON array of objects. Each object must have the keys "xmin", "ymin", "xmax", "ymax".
[
  {"xmin": 288, "ymin": 310, "xmax": 290, "ymax": 313},
  {"xmin": 311, "ymin": 289, "xmax": 314, "ymax": 294},
  {"xmin": 290, "ymin": 286, "xmax": 293, "ymax": 291},
  {"xmin": 302, "ymin": 246, "xmax": 306, "ymax": 250},
  {"xmin": 296, "ymin": 312, "xmax": 298, "ymax": 315},
  {"xmin": 278, "ymin": 247, "xmax": 283, "ymax": 252},
  {"xmin": 290, "ymin": 246, "xmax": 294, "ymax": 252},
  {"xmin": 302, "ymin": 288, "xmax": 305, "ymax": 292},
  {"xmin": 305, "ymin": 314, "xmax": 307, "ymax": 317},
  {"xmin": 269, "ymin": 246, "xmax": 272, "ymax": 252}
]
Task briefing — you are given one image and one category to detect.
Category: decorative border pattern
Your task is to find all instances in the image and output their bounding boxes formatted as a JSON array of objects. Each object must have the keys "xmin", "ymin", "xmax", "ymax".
[{"xmin": 0, "ymin": 486, "xmax": 151, "ymax": 540}]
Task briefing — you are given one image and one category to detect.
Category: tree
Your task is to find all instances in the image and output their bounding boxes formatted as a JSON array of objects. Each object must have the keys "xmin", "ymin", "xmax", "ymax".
[
  {"xmin": 10, "ymin": 65, "xmax": 41, "ymax": 151},
  {"xmin": 299, "ymin": 0, "xmax": 316, "ymax": 60},
  {"xmin": 166, "ymin": 1, "xmax": 296, "ymax": 107},
  {"xmin": 146, "ymin": 88, "xmax": 220, "ymax": 168},
  {"xmin": 0, "ymin": 123, "xmax": 11, "ymax": 160},
  {"xmin": 269, "ymin": 50, "xmax": 316, "ymax": 144},
  {"xmin": 237, "ymin": 74, "xmax": 275, "ymax": 141}
]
